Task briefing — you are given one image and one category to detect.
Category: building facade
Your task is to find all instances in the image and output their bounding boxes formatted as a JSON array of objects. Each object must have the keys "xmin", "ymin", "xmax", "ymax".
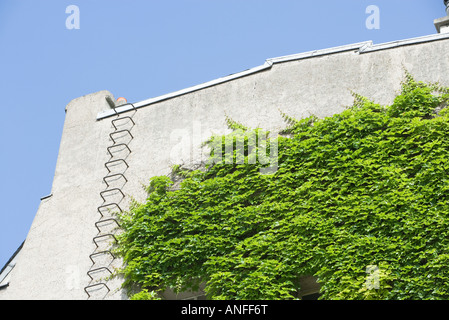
[{"xmin": 1, "ymin": 14, "xmax": 449, "ymax": 300}]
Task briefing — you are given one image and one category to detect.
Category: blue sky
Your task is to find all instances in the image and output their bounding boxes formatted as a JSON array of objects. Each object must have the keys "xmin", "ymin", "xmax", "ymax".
[{"xmin": 0, "ymin": 0, "xmax": 446, "ymax": 269}]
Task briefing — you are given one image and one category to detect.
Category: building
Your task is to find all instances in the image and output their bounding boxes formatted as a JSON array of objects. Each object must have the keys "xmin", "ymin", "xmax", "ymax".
[{"xmin": 1, "ymin": 6, "xmax": 449, "ymax": 300}]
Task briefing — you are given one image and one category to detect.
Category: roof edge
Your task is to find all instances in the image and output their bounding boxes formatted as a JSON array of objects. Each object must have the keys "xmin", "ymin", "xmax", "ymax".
[
  {"xmin": 97, "ymin": 32, "xmax": 449, "ymax": 120},
  {"xmin": 0, "ymin": 241, "xmax": 24, "ymax": 285}
]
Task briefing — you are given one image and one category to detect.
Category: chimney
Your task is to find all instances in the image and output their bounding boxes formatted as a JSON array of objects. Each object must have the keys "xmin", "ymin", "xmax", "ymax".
[
  {"xmin": 434, "ymin": 0, "xmax": 449, "ymax": 33},
  {"xmin": 116, "ymin": 97, "xmax": 127, "ymax": 106}
]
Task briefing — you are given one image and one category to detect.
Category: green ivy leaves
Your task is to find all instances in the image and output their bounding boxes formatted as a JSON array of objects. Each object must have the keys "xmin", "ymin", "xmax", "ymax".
[{"xmin": 116, "ymin": 74, "xmax": 449, "ymax": 300}]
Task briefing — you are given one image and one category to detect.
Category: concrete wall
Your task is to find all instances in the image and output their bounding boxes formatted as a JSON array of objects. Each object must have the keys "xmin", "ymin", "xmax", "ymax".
[{"xmin": 1, "ymin": 34, "xmax": 449, "ymax": 300}]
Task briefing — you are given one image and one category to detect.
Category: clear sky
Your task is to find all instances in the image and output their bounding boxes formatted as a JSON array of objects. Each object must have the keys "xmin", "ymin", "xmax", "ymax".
[{"xmin": 0, "ymin": 0, "xmax": 446, "ymax": 270}]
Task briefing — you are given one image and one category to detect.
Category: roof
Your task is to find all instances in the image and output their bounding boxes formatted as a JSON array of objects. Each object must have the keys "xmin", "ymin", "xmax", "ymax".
[{"xmin": 96, "ymin": 32, "xmax": 449, "ymax": 120}]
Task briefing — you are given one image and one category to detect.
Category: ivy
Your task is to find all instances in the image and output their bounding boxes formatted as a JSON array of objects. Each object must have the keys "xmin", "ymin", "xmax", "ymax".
[{"xmin": 115, "ymin": 73, "xmax": 449, "ymax": 300}]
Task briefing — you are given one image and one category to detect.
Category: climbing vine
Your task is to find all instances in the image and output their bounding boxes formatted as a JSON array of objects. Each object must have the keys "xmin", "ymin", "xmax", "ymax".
[{"xmin": 115, "ymin": 73, "xmax": 449, "ymax": 300}]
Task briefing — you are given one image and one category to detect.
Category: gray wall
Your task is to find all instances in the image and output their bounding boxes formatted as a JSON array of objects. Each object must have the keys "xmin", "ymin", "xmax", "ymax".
[{"xmin": 1, "ymin": 34, "xmax": 449, "ymax": 300}]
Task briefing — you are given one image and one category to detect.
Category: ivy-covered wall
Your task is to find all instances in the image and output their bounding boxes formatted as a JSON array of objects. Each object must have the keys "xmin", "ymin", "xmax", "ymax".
[{"xmin": 116, "ymin": 73, "xmax": 449, "ymax": 300}]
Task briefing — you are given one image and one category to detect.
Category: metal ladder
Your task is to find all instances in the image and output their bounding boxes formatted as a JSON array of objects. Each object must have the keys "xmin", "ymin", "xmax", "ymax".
[{"xmin": 84, "ymin": 103, "xmax": 136, "ymax": 299}]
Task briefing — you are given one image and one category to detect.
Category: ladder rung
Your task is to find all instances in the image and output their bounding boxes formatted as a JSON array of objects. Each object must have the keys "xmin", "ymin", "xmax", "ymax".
[
  {"xmin": 95, "ymin": 218, "xmax": 121, "ymax": 233},
  {"xmin": 89, "ymin": 251, "xmax": 115, "ymax": 264},
  {"xmin": 107, "ymin": 143, "xmax": 131, "ymax": 158},
  {"xmin": 87, "ymin": 267, "xmax": 113, "ymax": 281},
  {"xmin": 104, "ymin": 159, "xmax": 129, "ymax": 173},
  {"xmin": 103, "ymin": 173, "xmax": 128, "ymax": 188},
  {"xmin": 99, "ymin": 188, "xmax": 125, "ymax": 203},
  {"xmin": 84, "ymin": 283, "xmax": 110, "ymax": 298},
  {"xmin": 109, "ymin": 129, "xmax": 134, "ymax": 145},
  {"xmin": 97, "ymin": 203, "xmax": 123, "ymax": 218},
  {"xmin": 112, "ymin": 116, "xmax": 135, "ymax": 131},
  {"xmin": 93, "ymin": 234, "xmax": 117, "ymax": 249}
]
